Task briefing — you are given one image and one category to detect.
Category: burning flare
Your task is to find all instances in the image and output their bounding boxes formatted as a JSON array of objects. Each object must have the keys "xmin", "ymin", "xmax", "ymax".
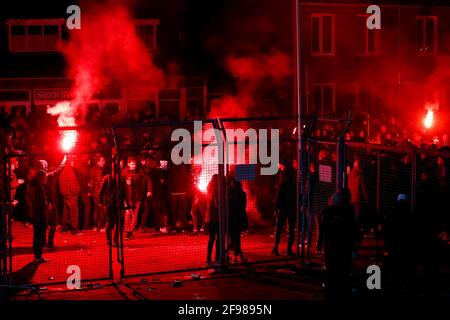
[
  {"xmin": 47, "ymin": 101, "xmax": 79, "ymax": 153},
  {"xmin": 424, "ymin": 107, "xmax": 435, "ymax": 129}
]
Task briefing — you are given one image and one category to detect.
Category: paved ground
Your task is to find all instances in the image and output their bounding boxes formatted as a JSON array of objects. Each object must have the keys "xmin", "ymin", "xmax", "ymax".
[
  {"xmin": 5, "ymin": 221, "xmax": 450, "ymax": 300},
  {"xmin": 9, "ymin": 221, "xmax": 296, "ymax": 285}
]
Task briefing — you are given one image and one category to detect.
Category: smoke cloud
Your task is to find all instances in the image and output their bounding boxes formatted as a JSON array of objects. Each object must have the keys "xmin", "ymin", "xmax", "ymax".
[
  {"xmin": 209, "ymin": 51, "xmax": 292, "ymax": 118},
  {"xmin": 59, "ymin": 0, "xmax": 164, "ymax": 118}
]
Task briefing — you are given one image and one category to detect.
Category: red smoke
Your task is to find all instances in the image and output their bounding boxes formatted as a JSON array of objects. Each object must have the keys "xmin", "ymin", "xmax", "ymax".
[
  {"xmin": 209, "ymin": 51, "xmax": 291, "ymax": 118},
  {"xmin": 62, "ymin": 0, "xmax": 164, "ymax": 116},
  {"xmin": 226, "ymin": 51, "xmax": 291, "ymax": 83}
]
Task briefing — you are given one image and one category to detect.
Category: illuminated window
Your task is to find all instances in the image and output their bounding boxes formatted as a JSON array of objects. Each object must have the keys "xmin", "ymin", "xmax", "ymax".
[
  {"xmin": 357, "ymin": 15, "xmax": 380, "ymax": 55},
  {"xmin": 416, "ymin": 16, "xmax": 438, "ymax": 55},
  {"xmin": 7, "ymin": 19, "xmax": 64, "ymax": 52},
  {"xmin": 311, "ymin": 14, "xmax": 335, "ymax": 56},
  {"xmin": 311, "ymin": 84, "xmax": 335, "ymax": 115}
]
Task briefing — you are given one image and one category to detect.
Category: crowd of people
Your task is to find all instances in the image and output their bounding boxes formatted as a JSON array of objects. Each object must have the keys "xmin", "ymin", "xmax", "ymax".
[
  {"xmin": 2, "ymin": 105, "xmax": 449, "ymax": 298},
  {"xmin": 7, "ymin": 149, "xmax": 255, "ymax": 266},
  {"xmin": 313, "ymin": 112, "xmax": 450, "ymax": 151}
]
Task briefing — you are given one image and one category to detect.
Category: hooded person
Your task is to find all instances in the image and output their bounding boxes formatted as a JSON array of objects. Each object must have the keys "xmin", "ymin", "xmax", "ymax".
[
  {"xmin": 319, "ymin": 188, "xmax": 358, "ymax": 301},
  {"xmin": 383, "ymin": 194, "xmax": 417, "ymax": 293}
]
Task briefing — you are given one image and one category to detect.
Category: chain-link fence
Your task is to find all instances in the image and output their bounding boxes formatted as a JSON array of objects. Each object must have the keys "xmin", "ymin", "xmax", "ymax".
[
  {"xmin": 308, "ymin": 140, "xmax": 450, "ymax": 255},
  {"xmin": 1, "ymin": 126, "xmax": 114, "ymax": 286},
  {"xmin": 221, "ymin": 117, "xmax": 298, "ymax": 263},
  {"xmin": 112, "ymin": 120, "xmax": 225, "ymax": 277},
  {"xmin": 1, "ymin": 117, "xmax": 301, "ymax": 286}
]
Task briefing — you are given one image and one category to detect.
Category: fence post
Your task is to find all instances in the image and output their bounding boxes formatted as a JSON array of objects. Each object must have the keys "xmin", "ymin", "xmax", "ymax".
[
  {"xmin": 337, "ymin": 138, "xmax": 345, "ymax": 191},
  {"xmin": 215, "ymin": 120, "xmax": 227, "ymax": 269},
  {"xmin": 203, "ymin": 78, "xmax": 208, "ymax": 116},
  {"xmin": 411, "ymin": 149, "xmax": 417, "ymax": 212},
  {"xmin": 375, "ymin": 150, "xmax": 381, "ymax": 254},
  {"xmin": 6, "ymin": 156, "xmax": 12, "ymax": 286},
  {"xmin": 306, "ymin": 140, "xmax": 313, "ymax": 257},
  {"xmin": 111, "ymin": 128, "xmax": 125, "ymax": 280},
  {"xmin": 376, "ymin": 150, "xmax": 381, "ymax": 218}
]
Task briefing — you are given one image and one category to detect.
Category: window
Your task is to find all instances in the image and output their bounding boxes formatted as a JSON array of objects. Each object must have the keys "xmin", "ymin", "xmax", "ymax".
[
  {"xmin": 357, "ymin": 15, "xmax": 380, "ymax": 55},
  {"xmin": 311, "ymin": 14, "xmax": 335, "ymax": 56},
  {"xmin": 7, "ymin": 19, "xmax": 63, "ymax": 52},
  {"xmin": 416, "ymin": 16, "xmax": 438, "ymax": 55},
  {"xmin": 135, "ymin": 19, "xmax": 160, "ymax": 51},
  {"xmin": 338, "ymin": 84, "xmax": 359, "ymax": 115},
  {"xmin": 311, "ymin": 84, "xmax": 335, "ymax": 115}
]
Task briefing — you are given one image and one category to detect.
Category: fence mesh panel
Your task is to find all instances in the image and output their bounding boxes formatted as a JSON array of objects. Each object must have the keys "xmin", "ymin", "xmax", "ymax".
[
  {"xmin": 113, "ymin": 120, "xmax": 223, "ymax": 276},
  {"xmin": 221, "ymin": 118, "xmax": 298, "ymax": 262},
  {"xmin": 5, "ymin": 127, "xmax": 113, "ymax": 285}
]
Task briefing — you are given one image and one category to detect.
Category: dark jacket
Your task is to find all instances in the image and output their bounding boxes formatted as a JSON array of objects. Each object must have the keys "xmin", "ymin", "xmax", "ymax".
[
  {"xmin": 320, "ymin": 203, "xmax": 357, "ymax": 266},
  {"xmin": 274, "ymin": 174, "xmax": 296, "ymax": 214},
  {"xmin": 122, "ymin": 168, "xmax": 145, "ymax": 205},
  {"xmin": 228, "ymin": 182, "xmax": 248, "ymax": 232},
  {"xmin": 59, "ymin": 165, "xmax": 80, "ymax": 196},
  {"xmin": 26, "ymin": 176, "xmax": 48, "ymax": 222},
  {"xmin": 99, "ymin": 174, "xmax": 125, "ymax": 207},
  {"xmin": 89, "ymin": 165, "xmax": 105, "ymax": 200}
]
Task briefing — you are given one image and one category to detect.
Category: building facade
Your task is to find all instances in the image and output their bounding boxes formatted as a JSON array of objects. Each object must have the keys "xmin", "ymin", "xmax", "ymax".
[
  {"xmin": 300, "ymin": 0, "xmax": 450, "ymax": 127},
  {"xmin": 0, "ymin": 15, "xmax": 206, "ymax": 120}
]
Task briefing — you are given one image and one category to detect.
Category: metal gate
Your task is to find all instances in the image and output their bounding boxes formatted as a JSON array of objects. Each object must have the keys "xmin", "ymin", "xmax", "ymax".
[
  {"xmin": 220, "ymin": 117, "xmax": 299, "ymax": 263},
  {"xmin": 112, "ymin": 120, "xmax": 225, "ymax": 277}
]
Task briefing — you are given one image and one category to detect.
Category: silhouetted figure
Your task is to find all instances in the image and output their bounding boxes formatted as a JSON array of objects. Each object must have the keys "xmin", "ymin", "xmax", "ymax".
[
  {"xmin": 100, "ymin": 162, "xmax": 125, "ymax": 247},
  {"xmin": 139, "ymin": 155, "xmax": 155, "ymax": 232},
  {"xmin": 149, "ymin": 161, "xmax": 170, "ymax": 233},
  {"xmin": 205, "ymin": 174, "xmax": 220, "ymax": 267},
  {"xmin": 320, "ymin": 188, "xmax": 357, "ymax": 301},
  {"xmin": 122, "ymin": 157, "xmax": 144, "ymax": 239},
  {"xmin": 348, "ymin": 159, "xmax": 367, "ymax": 247},
  {"xmin": 59, "ymin": 157, "xmax": 81, "ymax": 235},
  {"xmin": 416, "ymin": 171, "xmax": 441, "ymax": 296},
  {"xmin": 168, "ymin": 163, "xmax": 193, "ymax": 232},
  {"xmin": 38, "ymin": 157, "xmax": 66, "ymax": 248},
  {"xmin": 13, "ymin": 157, "xmax": 30, "ymax": 225},
  {"xmin": 228, "ymin": 179, "xmax": 248, "ymax": 263},
  {"xmin": 26, "ymin": 171, "xmax": 49, "ymax": 263},
  {"xmin": 383, "ymin": 194, "xmax": 417, "ymax": 295},
  {"xmin": 272, "ymin": 167, "xmax": 296, "ymax": 256}
]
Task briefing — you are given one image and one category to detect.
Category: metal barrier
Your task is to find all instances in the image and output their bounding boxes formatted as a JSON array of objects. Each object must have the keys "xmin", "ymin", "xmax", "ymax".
[
  {"xmin": 2, "ymin": 118, "xmax": 301, "ymax": 285},
  {"xmin": 307, "ymin": 140, "xmax": 450, "ymax": 255},
  {"xmin": 112, "ymin": 120, "xmax": 225, "ymax": 277},
  {"xmin": 2, "ymin": 127, "xmax": 114, "ymax": 286},
  {"xmin": 220, "ymin": 117, "xmax": 298, "ymax": 263}
]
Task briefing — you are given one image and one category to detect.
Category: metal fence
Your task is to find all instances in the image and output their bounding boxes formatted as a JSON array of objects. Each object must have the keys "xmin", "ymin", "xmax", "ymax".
[
  {"xmin": 1, "ymin": 126, "xmax": 114, "ymax": 287},
  {"xmin": 307, "ymin": 140, "xmax": 450, "ymax": 255},
  {"xmin": 0, "ymin": 116, "xmax": 300, "ymax": 288},
  {"xmin": 221, "ymin": 117, "xmax": 298, "ymax": 263}
]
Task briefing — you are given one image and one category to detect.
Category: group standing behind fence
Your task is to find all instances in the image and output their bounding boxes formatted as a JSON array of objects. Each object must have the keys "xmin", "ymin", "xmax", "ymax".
[{"xmin": 4, "ymin": 149, "xmax": 267, "ymax": 266}]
